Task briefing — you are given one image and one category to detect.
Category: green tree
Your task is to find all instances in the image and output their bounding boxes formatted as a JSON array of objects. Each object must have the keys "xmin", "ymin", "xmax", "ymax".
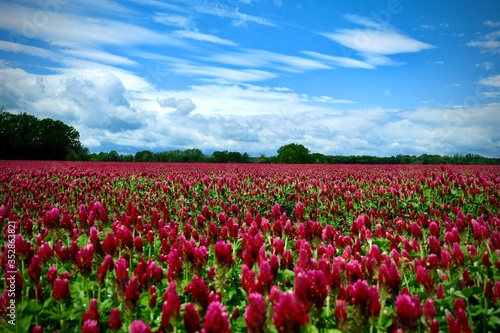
[
  {"xmin": 135, "ymin": 150, "xmax": 156, "ymax": 162},
  {"xmin": 0, "ymin": 109, "xmax": 84, "ymax": 160},
  {"xmin": 276, "ymin": 143, "xmax": 312, "ymax": 164},
  {"xmin": 108, "ymin": 150, "xmax": 120, "ymax": 161},
  {"xmin": 212, "ymin": 150, "xmax": 229, "ymax": 163},
  {"xmin": 37, "ymin": 118, "xmax": 83, "ymax": 160},
  {"xmin": 183, "ymin": 148, "xmax": 205, "ymax": 162}
]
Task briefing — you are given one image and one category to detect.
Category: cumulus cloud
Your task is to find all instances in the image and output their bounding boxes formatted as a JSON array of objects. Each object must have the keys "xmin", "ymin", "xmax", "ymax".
[
  {"xmin": 158, "ymin": 97, "xmax": 196, "ymax": 115},
  {"xmin": 0, "ymin": 68, "xmax": 144, "ymax": 135}
]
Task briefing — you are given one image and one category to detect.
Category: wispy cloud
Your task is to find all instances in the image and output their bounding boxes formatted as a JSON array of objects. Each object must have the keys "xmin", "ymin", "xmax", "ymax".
[
  {"xmin": 202, "ymin": 49, "xmax": 331, "ymax": 74},
  {"xmin": 153, "ymin": 13, "xmax": 194, "ymax": 29},
  {"xmin": 484, "ymin": 20, "xmax": 500, "ymax": 27},
  {"xmin": 478, "ymin": 75, "xmax": 500, "ymax": 87},
  {"xmin": 172, "ymin": 61, "xmax": 277, "ymax": 82},
  {"xmin": 301, "ymin": 51, "xmax": 374, "ymax": 69},
  {"xmin": 320, "ymin": 14, "xmax": 433, "ymax": 66},
  {"xmin": 474, "ymin": 75, "xmax": 500, "ymax": 99},
  {"xmin": 0, "ymin": 3, "xmax": 183, "ymax": 47},
  {"xmin": 476, "ymin": 61, "xmax": 495, "ymax": 70},
  {"xmin": 191, "ymin": 2, "xmax": 276, "ymax": 27},
  {"xmin": 173, "ymin": 30, "xmax": 237, "ymax": 46},
  {"xmin": 467, "ymin": 29, "xmax": 500, "ymax": 54},
  {"xmin": 64, "ymin": 49, "xmax": 137, "ymax": 66},
  {"xmin": 0, "ymin": 40, "xmax": 58, "ymax": 61}
]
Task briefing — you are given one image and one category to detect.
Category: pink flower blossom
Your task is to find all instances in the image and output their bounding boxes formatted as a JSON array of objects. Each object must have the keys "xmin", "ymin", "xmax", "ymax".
[
  {"xmin": 129, "ymin": 320, "xmax": 151, "ymax": 333},
  {"xmin": 272, "ymin": 291, "xmax": 309, "ymax": 333},
  {"xmin": 161, "ymin": 282, "xmax": 180, "ymax": 329},
  {"xmin": 107, "ymin": 308, "xmax": 122, "ymax": 330},
  {"xmin": 203, "ymin": 301, "xmax": 231, "ymax": 333},
  {"xmin": 245, "ymin": 293, "xmax": 267, "ymax": 333},
  {"xmin": 183, "ymin": 303, "xmax": 201, "ymax": 333}
]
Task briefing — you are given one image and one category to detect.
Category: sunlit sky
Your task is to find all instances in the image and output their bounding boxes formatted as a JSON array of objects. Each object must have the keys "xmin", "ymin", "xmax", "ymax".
[{"xmin": 1, "ymin": 0, "xmax": 499, "ymax": 157}]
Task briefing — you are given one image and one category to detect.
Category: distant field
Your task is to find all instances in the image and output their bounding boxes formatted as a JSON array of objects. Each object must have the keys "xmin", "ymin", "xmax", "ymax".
[{"xmin": 1, "ymin": 161, "xmax": 499, "ymax": 332}]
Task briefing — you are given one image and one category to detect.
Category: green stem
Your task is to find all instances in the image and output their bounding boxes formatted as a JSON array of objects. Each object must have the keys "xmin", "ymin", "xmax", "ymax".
[
  {"xmin": 377, "ymin": 296, "xmax": 387, "ymax": 333},
  {"xmin": 98, "ymin": 284, "xmax": 101, "ymax": 305},
  {"xmin": 34, "ymin": 287, "xmax": 39, "ymax": 325},
  {"xmin": 60, "ymin": 302, "xmax": 65, "ymax": 331},
  {"xmin": 84, "ymin": 276, "xmax": 90, "ymax": 305}
]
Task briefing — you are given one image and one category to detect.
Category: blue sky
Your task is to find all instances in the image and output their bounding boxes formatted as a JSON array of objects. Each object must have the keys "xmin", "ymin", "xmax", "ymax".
[{"xmin": 0, "ymin": 0, "xmax": 499, "ymax": 157}]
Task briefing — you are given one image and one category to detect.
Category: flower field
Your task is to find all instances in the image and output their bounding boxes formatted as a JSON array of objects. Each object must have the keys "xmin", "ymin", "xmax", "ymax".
[{"xmin": 1, "ymin": 161, "xmax": 500, "ymax": 333}]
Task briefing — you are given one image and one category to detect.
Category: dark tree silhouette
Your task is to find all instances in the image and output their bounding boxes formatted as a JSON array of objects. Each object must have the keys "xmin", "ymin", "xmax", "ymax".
[{"xmin": 0, "ymin": 109, "xmax": 85, "ymax": 160}]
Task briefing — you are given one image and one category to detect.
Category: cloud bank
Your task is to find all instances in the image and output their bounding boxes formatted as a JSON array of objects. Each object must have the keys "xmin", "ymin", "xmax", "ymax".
[{"xmin": 1, "ymin": 66, "xmax": 498, "ymax": 157}]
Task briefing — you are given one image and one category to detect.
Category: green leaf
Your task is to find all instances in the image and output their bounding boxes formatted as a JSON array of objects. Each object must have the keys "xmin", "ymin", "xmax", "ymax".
[
  {"xmin": 380, "ymin": 315, "xmax": 393, "ymax": 329},
  {"xmin": 453, "ymin": 291, "xmax": 466, "ymax": 299},
  {"xmin": 283, "ymin": 269, "xmax": 295, "ymax": 281},
  {"xmin": 372, "ymin": 238, "xmax": 390, "ymax": 252},
  {"xmin": 488, "ymin": 316, "xmax": 500, "ymax": 328},
  {"xmin": 461, "ymin": 286, "xmax": 483, "ymax": 298},
  {"xmin": 470, "ymin": 304, "xmax": 485, "ymax": 317},
  {"xmin": 309, "ymin": 325, "xmax": 319, "ymax": 333},
  {"xmin": 25, "ymin": 299, "xmax": 41, "ymax": 314},
  {"xmin": 139, "ymin": 292, "xmax": 150, "ymax": 308},
  {"xmin": 77, "ymin": 233, "xmax": 90, "ymax": 247},
  {"xmin": 100, "ymin": 298, "xmax": 114, "ymax": 313},
  {"xmin": 2, "ymin": 325, "xmax": 15, "ymax": 333},
  {"xmin": 234, "ymin": 315, "xmax": 246, "ymax": 330}
]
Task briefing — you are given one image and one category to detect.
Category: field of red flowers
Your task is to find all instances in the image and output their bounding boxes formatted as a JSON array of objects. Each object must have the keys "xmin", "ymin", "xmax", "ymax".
[{"xmin": 1, "ymin": 161, "xmax": 500, "ymax": 333}]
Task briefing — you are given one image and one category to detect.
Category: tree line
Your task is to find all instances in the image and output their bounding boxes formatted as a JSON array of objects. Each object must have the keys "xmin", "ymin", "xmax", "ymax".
[
  {"xmin": 1, "ymin": 109, "xmax": 499, "ymax": 164},
  {"xmin": 91, "ymin": 143, "xmax": 500, "ymax": 165}
]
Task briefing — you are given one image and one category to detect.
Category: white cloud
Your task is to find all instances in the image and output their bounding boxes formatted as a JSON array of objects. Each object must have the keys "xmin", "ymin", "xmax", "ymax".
[
  {"xmin": 476, "ymin": 61, "xmax": 494, "ymax": 70},
  {"xmin": 320, "ymin": 15, "xmax": 433, "ymax": 66},
  {"xmin": 158, "ymin": 97, "xmax": 196, "ymax": 115},
  {"xmin": 173, "ymin": 30, "xmax": 237, "ymax": 46},
  {"xmin": 311, "ymin": 96, "xmax": 355, "ymax": 104},
  {"xmin": 323, "ymin": 29, "xmax": 433, "ymax": 55},
  {"xmin": 194, "ymin": 4, "xmax": 276, "ymax": 27},
  {"xmin": 153, "ymin": 13, "xmax": 194, "ymax": 29},
  {"xmin": 301, "ymin": 51, "xmax": 375, "ymax": 69},
  {"xmin": 484, "ymin": 20, "xmax": 500, "ymax": 27},
  {"xmin": 0, "ymin": 40, "xmax": 58, "ymax": 60},
  {"xmin": 476, "ymin": 75, "xmax": 500, "ymax": 99},
  {"xmin": 0, "ymin": 2, "xmax": 498, "ymax": 157},
  {"xmin": 203, "ymin": 49, "xmax": 331, "ymax": 73},
  {"xmin": 64, "ymin": 49, "xmax": 137, "ymax": 66},
  {"xmin": 420, "ymin": 24, "xmax": 435, "ymax": 30},
  {"xmin": 1, "ymin": 66, "xmax": 499, "ymax": 157},
  {"xmin": 467, "ymin": 28, "xmax": 500, "ymax": 54},
  {"xmin": 0, "ymin": 3, "xmax": 183, "ymax": 47},
  {"xmin": 478, "ymin": 75, "xmax": 500, "ymax": 87},
  {"xmin": 172, "ymin": 62, "xmax": 277, "ymax": 82}
]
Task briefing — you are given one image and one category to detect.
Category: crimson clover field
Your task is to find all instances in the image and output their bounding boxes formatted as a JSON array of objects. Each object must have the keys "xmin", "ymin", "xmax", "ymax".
[{"xmin": 1, "ymin": 161, "xmax": 500, "ymax": 333}]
